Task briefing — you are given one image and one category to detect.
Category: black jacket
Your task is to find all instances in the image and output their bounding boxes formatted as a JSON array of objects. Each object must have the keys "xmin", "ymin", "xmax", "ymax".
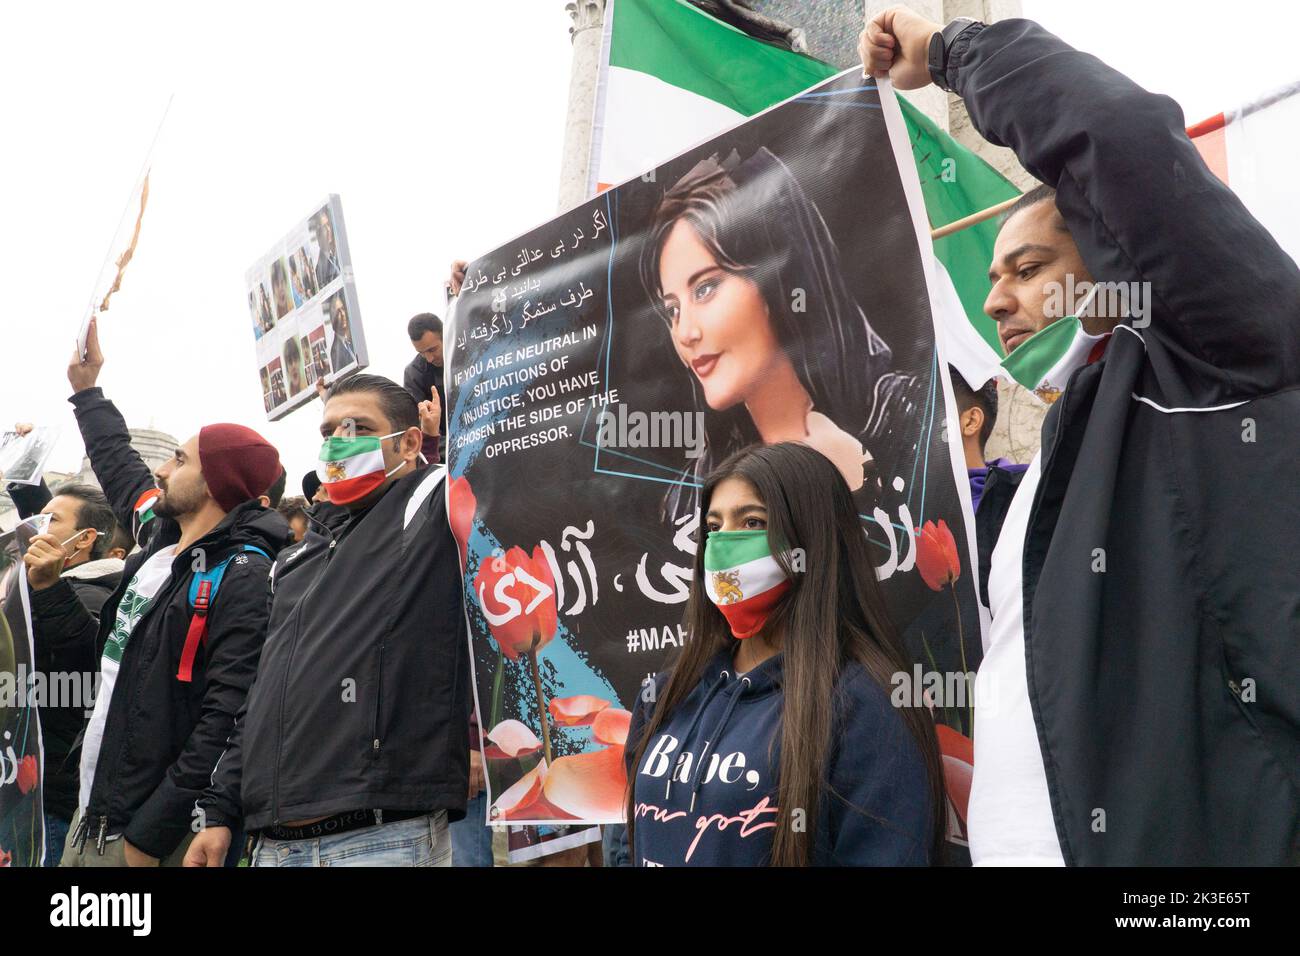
[
  {"xmin": 951, "ymin": 20, "xmax": 1300, "ymax": 863},
  {"xmin": 68, "ymin": 388, "xmax": 282, "ymax": 859},
  {"xmin": 5, "ymin": 480, "xmax": 123, "ymax": 822},
  {"xmin": 202, "ymin": 464, "xmax": 471, "ymax": 832}
]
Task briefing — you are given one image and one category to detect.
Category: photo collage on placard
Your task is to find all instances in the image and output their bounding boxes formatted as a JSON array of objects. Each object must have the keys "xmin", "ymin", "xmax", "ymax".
[{"xmin": 246, "ymin": 200, "xmax": 359, "ymax": 418}]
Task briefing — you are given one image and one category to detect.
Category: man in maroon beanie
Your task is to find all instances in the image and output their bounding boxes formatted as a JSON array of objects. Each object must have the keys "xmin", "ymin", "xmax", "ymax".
[{"xmin": 57, "ymin": 317, "xmax": 286, "ymax": 867}]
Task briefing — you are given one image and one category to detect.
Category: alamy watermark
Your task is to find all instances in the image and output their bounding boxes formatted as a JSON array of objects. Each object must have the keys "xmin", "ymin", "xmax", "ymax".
[
  {"xmin": 596, "ymin": 402, "xmax": 705, "ymax": 459},
  {"xmin": 1044, "ymin": 274, "xmax": 1153, "ymax": 328}
]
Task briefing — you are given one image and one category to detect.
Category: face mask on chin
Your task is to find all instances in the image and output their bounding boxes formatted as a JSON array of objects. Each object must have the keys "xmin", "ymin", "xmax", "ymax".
[
  {"xmin": 317, "ymin": 432, "xmax": 408, "ymax": 505},
  {"xmin": 1000, "ymin": 283, "xmax": 1108, "ymax": 405},
  {"xmin": 702, "ymin": 529, "xmax": 792, "ymax": 640}
]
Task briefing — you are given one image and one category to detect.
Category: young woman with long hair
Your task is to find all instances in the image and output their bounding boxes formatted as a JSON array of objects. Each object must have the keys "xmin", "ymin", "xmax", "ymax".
[{"xmin": 624, "ymin": 442, "xmax": 944, "ymax": 866}]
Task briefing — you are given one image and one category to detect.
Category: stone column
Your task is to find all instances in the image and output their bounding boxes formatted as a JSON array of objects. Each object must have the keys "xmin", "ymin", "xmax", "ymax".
[{"xmin": 557, "ymin": 0, "xmax": 607, "ymax": 214}]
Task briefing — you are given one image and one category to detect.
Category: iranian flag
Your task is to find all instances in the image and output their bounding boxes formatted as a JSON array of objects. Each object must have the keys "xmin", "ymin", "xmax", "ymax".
[
  {"xmin": 316, "ymin": 438, "xmax": 388, "ymax": 502},
  {"xmin": 1189, "ymin": 81, "xmax": 1300, "ymax": 266},
  {"xmin": 132, "ymin": 487, "xmax": 160, "ymax": 536},
  {"xmin": 588, "ymin": 0, "xmax": 1017, "ymax": 386},
  {"xmin": 703, "ymin": 532, "xmax": 791, "ymax": 640}
]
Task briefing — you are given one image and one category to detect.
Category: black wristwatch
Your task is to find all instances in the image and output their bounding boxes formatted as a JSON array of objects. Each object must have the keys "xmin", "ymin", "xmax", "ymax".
[{"xmin": 927, "ymin": 18, "xmax": 982, "ymax": 93}]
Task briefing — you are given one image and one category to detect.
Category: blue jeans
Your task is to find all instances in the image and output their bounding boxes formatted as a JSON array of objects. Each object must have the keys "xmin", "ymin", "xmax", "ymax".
[
  {"xmin": 450, "ymin": 793, "xmax": 494, "ymax": 867},
  {"xmin": 44, "ymin": 815, "xmax": 71, "ymax": 868},
  {"xmin": 251, "ymin": 812, "xmax": 450, "ymax": 867}
]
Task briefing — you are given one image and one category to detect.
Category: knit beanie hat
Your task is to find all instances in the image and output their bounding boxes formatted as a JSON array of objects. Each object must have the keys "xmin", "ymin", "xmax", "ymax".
[{"xmin": 198, "ymin": 424, "xmax": 282, "ymax": 513}]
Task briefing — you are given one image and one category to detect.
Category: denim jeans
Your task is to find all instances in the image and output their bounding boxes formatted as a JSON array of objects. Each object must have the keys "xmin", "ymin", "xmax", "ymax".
[
  {"xmin": 449, "ymin": 793, "xmax": 494, "ymax": 866},
  {"xmin": 44, "ymin": 815, "xmax": 71, "ymax": 868},
  {"xmin": 251, "ymin": 812, "xmax": 451, "ymax": 867}
]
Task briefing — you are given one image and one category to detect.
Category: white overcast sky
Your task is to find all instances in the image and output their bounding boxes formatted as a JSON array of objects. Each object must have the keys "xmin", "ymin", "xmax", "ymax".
[{"xmin": 3, "ymin": 0, "xmax": 1296, "ymax": 490}]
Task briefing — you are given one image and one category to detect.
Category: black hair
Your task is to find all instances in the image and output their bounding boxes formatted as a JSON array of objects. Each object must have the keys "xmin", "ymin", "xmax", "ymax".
[
  {"xmin": 108, "ymin": 524, "xmax": 134, "ymax": 557},
  {"xmin": 947, "ymin": 365, "xmax": 998, "ymax": 451},
  {"xmin": 327, "ymin": 372, "xmax": 419, "ymax": 432},
  {"xmin": 302, "ymin": 469, "xmax": 321, "ymax": 501},
  {"xmin": 49, "ymin": 482, "xmax": 117, "ymax": 560},
  {"xmin": 276, "ymin": 495, "xmax": 308, "ymax": 522},
  {"xmin": 997, "ymin": 183, "xmax": 1067, "ymax": 235},
  {"xmin": 407, "ymin": 313, "xmax": 443, "ymax": 340}
]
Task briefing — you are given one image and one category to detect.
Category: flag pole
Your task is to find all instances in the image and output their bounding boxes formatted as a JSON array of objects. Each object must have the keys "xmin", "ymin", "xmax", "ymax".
[{"xmin": 930, "ymin": 194, "xmax": 1022, "ymax": 240}]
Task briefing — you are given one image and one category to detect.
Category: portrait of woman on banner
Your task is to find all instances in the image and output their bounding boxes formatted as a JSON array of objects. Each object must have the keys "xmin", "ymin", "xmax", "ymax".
[{"xmin": 639, "ymin": 148, "xmax": 923, "ymax": 521}]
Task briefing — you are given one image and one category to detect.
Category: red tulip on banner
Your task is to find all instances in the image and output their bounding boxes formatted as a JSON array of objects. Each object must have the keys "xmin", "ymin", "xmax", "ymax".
[
  {"xmin": 473, "ymin": 545, "xmax": 558, "ymax": 661},
  {"xmin": 448, "ymin": 475, "xmax": 477, "ymax": 564},
  {"xmin": 474, "ymin": 543, "xmax": 560, "ymax": 764},
  {"xmin": 915, "ymin": 519, "xmax": 971, "ymax": 731},
  {"xmin": 915, "ymin": 519, "xmax": 961, "ymax": 590},
  {"xmin": 15, "ymin": 755, "xmax": 37, "ymax": 795}
]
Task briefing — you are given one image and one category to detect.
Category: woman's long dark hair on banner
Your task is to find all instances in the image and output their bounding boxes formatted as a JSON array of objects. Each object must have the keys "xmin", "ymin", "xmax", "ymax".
[{"xmin": 624, "ymin": 442, "xmax": 946, "ymax": 866}]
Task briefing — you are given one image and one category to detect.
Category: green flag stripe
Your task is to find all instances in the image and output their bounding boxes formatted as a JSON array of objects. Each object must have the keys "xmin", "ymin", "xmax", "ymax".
[
  {"xmin": 319, "ymin": 437, "xmax": 377, "ymax": 462},
  {"xmin": 609, "ymin": 0, "xmax": 835, "ymax": 115},
  {"xmin": 900, "ymin": 97, "xmax": 1020, "ymax": 352},
  {"xmin": 702, "ymin": 531, "xmax": 773, "ymax": 571}
]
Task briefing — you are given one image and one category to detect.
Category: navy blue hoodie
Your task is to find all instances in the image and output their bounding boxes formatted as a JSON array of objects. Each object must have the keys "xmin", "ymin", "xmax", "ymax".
[{"xmin": 627, "ymin": 650, "xmax": 932, "ymax": 866}]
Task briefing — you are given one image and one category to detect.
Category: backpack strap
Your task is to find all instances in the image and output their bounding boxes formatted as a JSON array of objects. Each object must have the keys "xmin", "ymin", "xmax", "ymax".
[{"xmin": 177, "ymin": 545, "xmax": 270, "ymax": 683}]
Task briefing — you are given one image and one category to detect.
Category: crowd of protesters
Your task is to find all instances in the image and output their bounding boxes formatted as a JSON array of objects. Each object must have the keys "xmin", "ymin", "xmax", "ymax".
[{"xmin": 1, "ymin": 8, "xmax": 1295, "ymax": 868}]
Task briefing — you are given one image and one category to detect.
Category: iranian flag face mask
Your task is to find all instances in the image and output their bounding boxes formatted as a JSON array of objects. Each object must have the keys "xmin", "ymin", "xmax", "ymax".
[
  {"xmin": 999, "ymin": 282, "xmax": 1107, "ymax": 404},
  {"xmin": 317, "ymin": 432, "xmax": 406, "ymax": 504},
  {"xmin": 703, "ymin": 529, "xmax": 792, "ymax": 640}
]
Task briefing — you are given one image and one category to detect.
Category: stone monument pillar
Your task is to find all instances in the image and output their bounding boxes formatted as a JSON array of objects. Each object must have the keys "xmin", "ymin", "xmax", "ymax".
[{"xmin": 557, "ymin": 0, "xmax": 607, "ymax": 214}]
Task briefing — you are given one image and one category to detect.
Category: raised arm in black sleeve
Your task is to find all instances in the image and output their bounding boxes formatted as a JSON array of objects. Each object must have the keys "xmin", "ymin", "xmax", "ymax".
[{"xmin": 951, "ymin": 19, "xmax": 1300, "ymax": 400}]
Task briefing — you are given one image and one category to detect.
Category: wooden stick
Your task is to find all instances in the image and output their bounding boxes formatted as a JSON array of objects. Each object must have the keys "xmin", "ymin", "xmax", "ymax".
[{"xmin": 930, "ymin": 194, "xmax": 1022, "ymax": 240}]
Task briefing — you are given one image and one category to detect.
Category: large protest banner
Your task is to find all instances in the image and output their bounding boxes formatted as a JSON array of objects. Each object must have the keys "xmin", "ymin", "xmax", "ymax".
[
  {"xmin": 0, "ymin": 516, "xmax": 49, "ymax": 867},
  {"xmin": 245, "ymin": 195, "xmax": 368, "ymax": 420},
  {"xmin": 446, "ymin": 71, "xmax": 983, "ymax": 838}
]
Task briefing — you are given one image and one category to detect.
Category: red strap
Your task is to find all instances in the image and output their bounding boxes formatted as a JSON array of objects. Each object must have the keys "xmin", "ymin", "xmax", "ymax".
[{"xmin": 177, "ymin": 580, "xmax": 212, "ymax": 683}]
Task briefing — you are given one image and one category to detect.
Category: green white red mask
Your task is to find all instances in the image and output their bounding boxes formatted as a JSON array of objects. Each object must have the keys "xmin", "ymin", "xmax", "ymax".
[
  {"xmin": 317, "ymin": 432, "xmax": 405, "ymax": 504},
  {"xmin": 999, "ymin": 283, "xmax": 1107, "ymax": 404},
  {"xmin": 702, "ymin": 529, "xmax": 791, "ymax": 640}
]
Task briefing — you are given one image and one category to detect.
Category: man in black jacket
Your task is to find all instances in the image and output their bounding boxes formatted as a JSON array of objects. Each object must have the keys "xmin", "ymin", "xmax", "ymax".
[
  {"xmin": 60, "ymin": 318, "xmax": 284, "ymax": 867},
  {"xmin": 864, "ymin": 10, "xmax": 1299, "ymax": 865},
  {"xmin": 187, "ymin": 373, "xmax": 470, "ymax": 867},
  {"xmin": 4, "ymin": 479, "xmax": 122, "ymax": 864},
  {"xmin": 404, "ymin": 312, "xmax": 446, "ymax": 462}
]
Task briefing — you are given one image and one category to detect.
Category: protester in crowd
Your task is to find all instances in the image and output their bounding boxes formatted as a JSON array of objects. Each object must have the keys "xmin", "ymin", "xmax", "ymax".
[
  {"xmin": 403, "ymin": 312, "xmax": 446, "ymax": 462},
  {"xmin": 59, "ymin": 317, "xmax": 283, "ymax": 867},
  {"xmin": 186, "ymin": 373, "xmax": 471, "ymax": 868},
  {"xmin": 623, "ymin": 442, "xmax": 943, "ymax": 866},
  {"xmin": 864, "ymin": 8, "xmax": 1300, "ymax": 865},
  {"xmin": 275, "ymin": 496, "xmax": 309, "ymax": 543},
  {"xmin": 948, "ymin": 367, "xmax": 1029, "ymax": 608},
  {"xmin": 105, "ymin": 524, "xmax": 134, "ymax": 561},
  {"xmin": 3, "ymin": 478, "xmax": 123, "ymax": 865},
  {"xmin": 301, "ymin": 469, "xmax": 326, "ymax": 505}
]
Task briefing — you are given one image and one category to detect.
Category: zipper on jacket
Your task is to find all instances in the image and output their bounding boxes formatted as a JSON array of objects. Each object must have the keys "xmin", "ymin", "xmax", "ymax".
[
  {"xmin": 270, "ymin": 526, "xmax": 339, "ymax": 824},
  {"xmin": 371, "ymin": 639, "xmax": 385, "ymax": 758}
]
